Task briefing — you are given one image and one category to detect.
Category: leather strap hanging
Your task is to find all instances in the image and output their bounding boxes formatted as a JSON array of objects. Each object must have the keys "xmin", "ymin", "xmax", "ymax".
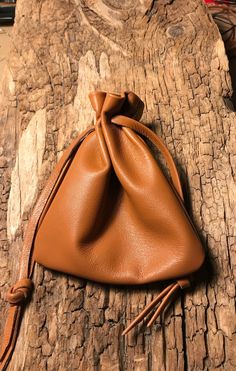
[{"xmin": 0, "ymin": 125, "xmax": 95, "ymax": 371}]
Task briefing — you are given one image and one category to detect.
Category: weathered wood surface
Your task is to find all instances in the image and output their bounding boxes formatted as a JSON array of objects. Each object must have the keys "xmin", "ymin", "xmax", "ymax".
[{"xmin": 0, "ymin": 0, "xmax": 235, "ymax": 370}]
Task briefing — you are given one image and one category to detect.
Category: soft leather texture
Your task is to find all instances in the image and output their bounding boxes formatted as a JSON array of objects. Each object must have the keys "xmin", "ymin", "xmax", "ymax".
[{"xmin": 33, "ymin": 91, "xmax": 205, "ymax": 285}]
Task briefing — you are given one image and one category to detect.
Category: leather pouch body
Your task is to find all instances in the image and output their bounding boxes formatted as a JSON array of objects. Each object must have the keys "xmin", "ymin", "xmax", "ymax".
[{"xmin": 33, "ymin": 91, "xmax": 205, "ymax": 285}]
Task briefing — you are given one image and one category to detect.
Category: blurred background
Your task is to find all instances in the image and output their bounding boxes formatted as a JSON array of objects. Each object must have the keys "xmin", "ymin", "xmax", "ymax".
[{"xmin": 0, "ymin": 1, "xmax": 15, "ymax": 73}]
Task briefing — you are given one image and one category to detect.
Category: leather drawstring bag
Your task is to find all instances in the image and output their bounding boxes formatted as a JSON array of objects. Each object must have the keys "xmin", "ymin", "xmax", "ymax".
[{"xmin": 0, "ymin": 90, "xmax": 205, "ymax": 370}]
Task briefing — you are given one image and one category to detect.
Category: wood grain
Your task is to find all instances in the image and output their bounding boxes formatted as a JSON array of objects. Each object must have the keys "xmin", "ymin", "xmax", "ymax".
[{"xmin": 0, "ymin": 0, "xmax": 235, "ymax": 370}]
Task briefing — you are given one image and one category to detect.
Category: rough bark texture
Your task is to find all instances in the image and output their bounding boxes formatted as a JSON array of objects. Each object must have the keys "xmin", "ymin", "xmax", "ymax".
[{"xmin": 0, "ymin": 0, "xmax": 235, "ymax": 370}]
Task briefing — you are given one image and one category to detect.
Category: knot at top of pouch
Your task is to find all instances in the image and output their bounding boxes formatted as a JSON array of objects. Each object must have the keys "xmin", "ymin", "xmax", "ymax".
[{"xmin": 88, "ymin": 90, "xmax": 144, "ymax": 121}]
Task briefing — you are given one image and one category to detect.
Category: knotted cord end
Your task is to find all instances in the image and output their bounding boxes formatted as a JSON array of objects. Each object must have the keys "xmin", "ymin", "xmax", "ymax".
[{"xmin": 6, "ymin": 278, "xmax": 34, "ymax": 306}]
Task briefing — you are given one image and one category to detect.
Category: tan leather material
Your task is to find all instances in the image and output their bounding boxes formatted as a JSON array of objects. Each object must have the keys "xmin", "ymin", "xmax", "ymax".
[
  {"xmin": 6, "ymin": 279, "xmax": 33, "ymax": 305},
  {"xmin": 111, "ymin": 115, "xmax": 183, "ymax": 199},
  {"xmin": 121, "ymin": 282, "xmax": 176, "ymax": 335},
  {"xmin": 0, "ymin": 90, "xmax": 205, "ymax": 369},
  {"xmin": 33, "ymin": 91, "xmax": 205, "ymax": 285},
  {"xmin": 122, "ymin": 277, "xmax": 190, "ymax": 335},
  {"xmin": 0, "ymin": 306, "xmax": 21, "ymax": 371}
]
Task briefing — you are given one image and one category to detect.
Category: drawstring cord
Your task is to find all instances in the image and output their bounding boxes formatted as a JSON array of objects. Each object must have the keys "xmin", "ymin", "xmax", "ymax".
[{"xmin": 122, "ymin": 278, "xmax": 191, "ymax": 336}]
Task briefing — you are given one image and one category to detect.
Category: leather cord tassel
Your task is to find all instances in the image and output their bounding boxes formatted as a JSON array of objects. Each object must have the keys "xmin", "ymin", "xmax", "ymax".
[
  {"xmin": 122, "ymin": 279, "xmax": 190, "ymax": 336},
  {"xmin": 146, "ymin": 283, "xmax": 180, "ymax": 327}
]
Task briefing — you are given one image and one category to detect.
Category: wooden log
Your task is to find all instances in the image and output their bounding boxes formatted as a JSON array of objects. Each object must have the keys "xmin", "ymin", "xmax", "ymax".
[{"xmin": 0, "ymin": 0, "xmax": 235, "ymax": 369}]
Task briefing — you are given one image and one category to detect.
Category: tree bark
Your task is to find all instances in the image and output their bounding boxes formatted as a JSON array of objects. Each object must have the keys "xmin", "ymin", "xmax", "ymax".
[{"xmin": 0, "ymin": 0, "xmax": 235, "ymax": 370}]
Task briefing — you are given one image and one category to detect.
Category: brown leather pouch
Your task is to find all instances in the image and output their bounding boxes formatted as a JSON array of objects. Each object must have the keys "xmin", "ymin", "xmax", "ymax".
[{"xmin": 0, "ymin": 90, "xmax": 205, "ymax": 370}]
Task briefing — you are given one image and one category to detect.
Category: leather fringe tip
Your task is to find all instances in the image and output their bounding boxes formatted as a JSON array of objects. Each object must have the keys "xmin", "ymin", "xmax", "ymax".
[{"xmin": 122, "ymin": 282, "xmax": 181, "ymax": 336}]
